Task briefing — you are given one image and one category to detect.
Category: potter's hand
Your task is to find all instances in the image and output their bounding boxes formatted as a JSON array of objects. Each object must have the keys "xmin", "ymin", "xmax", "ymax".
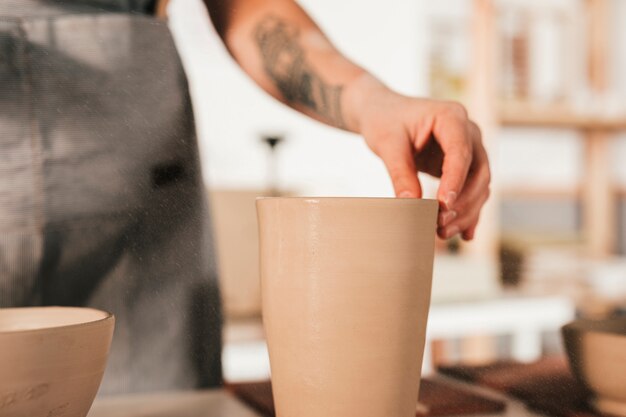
[
  {"xmin": 204, "ymin": 0, "xmax": 489, "ymax": 239},
  {"xmin": 344, "ymin": 75, "xmax": 491, "ymax": 241}
]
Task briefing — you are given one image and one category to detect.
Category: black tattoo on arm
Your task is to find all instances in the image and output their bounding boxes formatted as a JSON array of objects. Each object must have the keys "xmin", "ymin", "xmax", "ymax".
[{"xmin": 253, "ymin": 15, "xmax": 346, "ymax": 128}]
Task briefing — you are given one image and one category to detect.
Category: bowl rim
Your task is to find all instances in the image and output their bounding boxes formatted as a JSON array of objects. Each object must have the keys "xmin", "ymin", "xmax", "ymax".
[
  {"xmin": 0, "ymin": 306, "xmax": 114, "ymax": 335},
  {"xmin": 562, "ymin": 317, "xmax": 626, "ymax": 337}
]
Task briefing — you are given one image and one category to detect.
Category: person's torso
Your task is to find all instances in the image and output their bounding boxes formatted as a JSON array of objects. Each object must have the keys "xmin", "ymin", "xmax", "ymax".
[
  {"xmin": 0, "ymin": 0, "xmax": 157, "ymax": 17},
  {"xmin": 0, "ymin": 0, "xmax": 198, "ymax": 232}
]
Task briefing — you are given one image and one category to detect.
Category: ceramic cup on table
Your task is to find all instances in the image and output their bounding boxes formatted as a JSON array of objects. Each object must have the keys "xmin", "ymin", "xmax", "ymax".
[
  {"xmin": 257, "ymin": 197, "xmax": 438, "ymax": 417},
  {"xmin": 562, "ymin": 317, "xmax": 626, "ymax": 417},
  {"xmin": 0, "ymin": 307, "xmax": 115, "ymax": 417}
]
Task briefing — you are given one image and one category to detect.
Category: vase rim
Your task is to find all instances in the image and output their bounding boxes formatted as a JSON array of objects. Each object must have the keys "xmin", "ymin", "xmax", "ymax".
[{"xmin": 256, "ymin": 196, "xmax": 438, "ymax": 202}]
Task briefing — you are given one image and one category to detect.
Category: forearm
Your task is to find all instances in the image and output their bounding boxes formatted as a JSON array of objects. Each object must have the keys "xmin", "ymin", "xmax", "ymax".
[
  {"xmin": 203, "ymin": 0, "xmax": 490, "ymax": 240},
  {"xmin": 204, "ymin": 0, "xmax": 378, "ymax": 132}
]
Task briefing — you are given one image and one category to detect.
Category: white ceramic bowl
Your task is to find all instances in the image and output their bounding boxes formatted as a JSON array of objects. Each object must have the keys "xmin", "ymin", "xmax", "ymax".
[
  {"xmin": 562, "ymin": 318, "xmax": 626, "ymax": 417},
  {"xmin": 0, "ymin": 307, "xmax": 115, "ymax": 417}
]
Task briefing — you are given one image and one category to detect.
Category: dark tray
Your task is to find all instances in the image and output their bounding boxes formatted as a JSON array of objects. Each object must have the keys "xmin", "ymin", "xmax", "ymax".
[
  {"xmin": 228, "ymin": 377, "xmax": 506, "ymax": 417},
  {"xmin": 439, "ymin": 356, "xmax": 599, "ymax": 417}
]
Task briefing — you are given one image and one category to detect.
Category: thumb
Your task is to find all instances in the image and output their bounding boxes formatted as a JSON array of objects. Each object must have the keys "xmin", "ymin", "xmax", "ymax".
[{"xmin": 379, "ymin": 144, "xmax": 422, "ymax": 198}]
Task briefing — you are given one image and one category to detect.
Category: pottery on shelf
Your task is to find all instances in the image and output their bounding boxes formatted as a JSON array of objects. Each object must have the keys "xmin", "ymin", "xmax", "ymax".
[
  {"xmin": 0, "ymin": 307, "xmax": 115, "ymax": 417},
  {"xmin": 562, "ymin": 317, "xmax": 626, "ymax": 417},
  {"xmin": 256, "ymin": 197, "xmax": 438, "ymax": 417}
]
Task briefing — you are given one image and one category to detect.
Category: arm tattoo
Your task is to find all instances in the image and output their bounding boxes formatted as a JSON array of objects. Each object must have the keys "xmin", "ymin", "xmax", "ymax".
[{"xmin": 254, "ymin": 15, "xmax": 346, "ymax": 128}]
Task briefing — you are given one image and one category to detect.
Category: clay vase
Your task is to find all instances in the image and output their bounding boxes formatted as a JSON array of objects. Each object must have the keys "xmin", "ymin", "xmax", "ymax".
[
  {"xmin": 562, "ymin": 318, "xmax": 626, "ymax": 417},
  {"xmin": 256, "ymin": 197, "xmax": 438, "ymax": 417},
  {"xmin": 0, "ymin": 307, "xmax": 115, "ymax": 417}
]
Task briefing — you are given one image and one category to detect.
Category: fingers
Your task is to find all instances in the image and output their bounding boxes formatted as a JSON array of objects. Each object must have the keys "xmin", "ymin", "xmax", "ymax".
[
  {"xmin": 438, "ymin": 186, "xmax": 489, "ymax": 239},
  {"xmin": 433, "ymin": 110, "xmax": 474, "ymax": 210},
  {"xmin": 462, "ymin": 223, "xmax": 478, "ymax": 241},
  {"xmin": 379, "ymin": 140, "xmax": 422, "ymax": 198},
  {"xmin": 439, "ymin": 139, "xmax": 491, "ymax": 239},
  {"xmin": 439, "ymin": 138, "xmax": 489, "ymax": 228},
  {"xmin": 364, "ymin": 98, "xmax": 489, "ymax": 239}
]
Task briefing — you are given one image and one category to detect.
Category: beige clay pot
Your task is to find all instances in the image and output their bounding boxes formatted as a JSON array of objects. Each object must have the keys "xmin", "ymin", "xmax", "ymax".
[
  {"xmin": 257, "ymin": 197, "xmax": 438, "ymax": 417},
  {"xmin": 0, "ymin": 307, "xmax": 115, "ymax": 417},
  {"xmin": 562, "ymin": 318, "xmax": 626, "ymax": 417}
]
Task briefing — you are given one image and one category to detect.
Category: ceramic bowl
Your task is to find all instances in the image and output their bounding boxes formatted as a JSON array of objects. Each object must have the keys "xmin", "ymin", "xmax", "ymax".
[
  {"xmin": 562, "ymin": 318, "xmax": 626, "ymax": 417},
  {"xmin": 0, "ymin": 307, "xmax": 115, "ymax": 417}
]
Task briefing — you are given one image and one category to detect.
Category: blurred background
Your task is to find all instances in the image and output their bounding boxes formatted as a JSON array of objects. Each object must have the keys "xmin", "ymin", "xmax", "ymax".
[{"xmin": 166, "ymin": 0, "xmax": 626, "ymax": 382}]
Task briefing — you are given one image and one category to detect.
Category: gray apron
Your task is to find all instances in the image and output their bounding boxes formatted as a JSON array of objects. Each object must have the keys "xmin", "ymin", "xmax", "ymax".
[{"xmin": 0, "ymin": 0, "xmax": 222, "ymax": 394}]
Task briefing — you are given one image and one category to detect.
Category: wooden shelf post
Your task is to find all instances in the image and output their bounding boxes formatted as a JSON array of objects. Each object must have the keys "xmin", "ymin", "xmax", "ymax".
[
  {"xmin": 584, "ymin": 0, "xmax": 615, "ymax": 257},
  {"xmin": 466, "ymin": 0, "xmax": 499, "ymax": 260}
]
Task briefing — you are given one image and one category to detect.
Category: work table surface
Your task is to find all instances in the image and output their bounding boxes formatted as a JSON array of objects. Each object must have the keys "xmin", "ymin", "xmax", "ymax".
[
  {"xmin": 88, "ymin": 376, "xmax": 544, "ymax": 417},
  {"xmin": 88, "ymin": 389, "xmax": 260, "ymax": 417}
]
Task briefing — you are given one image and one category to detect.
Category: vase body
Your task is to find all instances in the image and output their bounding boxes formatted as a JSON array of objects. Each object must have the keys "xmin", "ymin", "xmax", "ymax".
[{"xmin": 256, "ymin": 197, "xmax": 438, "ymax": 417}]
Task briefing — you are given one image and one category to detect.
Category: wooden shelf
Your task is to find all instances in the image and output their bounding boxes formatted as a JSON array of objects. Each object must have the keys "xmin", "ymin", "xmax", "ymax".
[
  {"xmin": 499, "ymin": 103, "xmax": 626, "ymax": 130},
  {"xmin": 499, "ymin": 186, "xmax": 582, "ymax": 199},
  {"xmin": 469, "ymin": 0, "xmax": 618, "ymax": 257}
]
